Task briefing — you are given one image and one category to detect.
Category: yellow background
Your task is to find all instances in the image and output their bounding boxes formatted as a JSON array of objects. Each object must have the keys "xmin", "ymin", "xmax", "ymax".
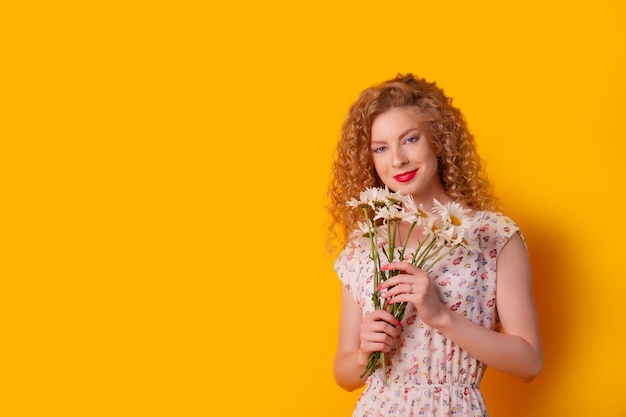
[{"xmin": 2, "ymin": 1, "xmax": 625, "ymax": 416}]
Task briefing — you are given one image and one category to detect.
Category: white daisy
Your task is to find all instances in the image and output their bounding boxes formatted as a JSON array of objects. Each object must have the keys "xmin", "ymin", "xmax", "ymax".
[
  {"xmin": 347, "ymin": 186, "xmax": 391, "ymax": 210},
  {"xmin": 423, "ymin": 212, "xmax": 446, "ymax": 239},
  {"xmin": 403, "ymin": 195, "xmax": 429, "ymax": 225},
  {"xmin": 457, "ymin": 234, "xmax": 480, "ymax": 253},
  {"xmin": 349, "ymin": 221, "xmax": 373, "ymax": 239},
  {"xmin": 365, "ymin": 186, "xmax": 390, "ymax": 207},
  {"xmin": 387, "ymin": 189, "xmax": 411, "ymax": 206},
  {"xmin": 373, "ymin": 204, "xmax": 413, "ymax": 224},
  {"xmin": 433, "ymin": 199, "xmax": 471, "ymax": 227}
]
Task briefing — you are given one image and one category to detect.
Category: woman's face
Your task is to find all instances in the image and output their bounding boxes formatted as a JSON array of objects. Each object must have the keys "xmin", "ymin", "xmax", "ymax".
[{"xmin": 370, "ymin": 107, "xmax": 445, "ymax": 202}]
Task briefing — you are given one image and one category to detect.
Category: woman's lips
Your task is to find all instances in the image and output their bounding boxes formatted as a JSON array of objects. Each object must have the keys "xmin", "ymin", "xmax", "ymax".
[{"xmin": 394, "ymin": 169, "xmax": 417, "ymax": 183}]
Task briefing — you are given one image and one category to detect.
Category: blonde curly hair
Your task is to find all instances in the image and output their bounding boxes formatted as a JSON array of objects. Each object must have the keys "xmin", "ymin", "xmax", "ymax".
[{"xmin": 327, "ymin": 73, "xmax": 499, "ymax": 254}]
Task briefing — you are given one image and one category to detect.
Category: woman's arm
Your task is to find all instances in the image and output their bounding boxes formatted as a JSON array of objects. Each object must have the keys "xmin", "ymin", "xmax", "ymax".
[
  {"xmin": 433, "ymin": 232, "xmax": 543, "ymax": 381},
  {"xmin": 381, "ymin": 233, "xmax": 543, "ymax": 381},
  {"xmin": 334, "ymin": 286, "xmax": 401, "ymax": 391},
  {"xmin": 486, "ymin": 232, "xmax": 544, "ymax": 379}
]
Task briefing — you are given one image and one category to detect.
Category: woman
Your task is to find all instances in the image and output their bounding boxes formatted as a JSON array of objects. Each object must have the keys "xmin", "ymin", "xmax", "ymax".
[{"xmin": 328, "ymin": 73, "xmax": 543, "ymax": 416}]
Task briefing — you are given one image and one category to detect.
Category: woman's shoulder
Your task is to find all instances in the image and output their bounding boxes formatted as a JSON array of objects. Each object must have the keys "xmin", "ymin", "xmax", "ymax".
[
  {"xmin": 335, "ymin": 237, "xmax": 371, "ymax": 262},
  {"xmin": 470, "ymin": 210, "xmax": 524, "ymax": 250},
  {"xmin": 472, "ymin": 210, "xmax": 519, "ymax": 228},
  {"xmin": 333, "ymin": 237, "xmax": 374, "ymax": 290},
  {"xmin": 473, "ymin": 210, "xmax": 515, "ymax": 224}
]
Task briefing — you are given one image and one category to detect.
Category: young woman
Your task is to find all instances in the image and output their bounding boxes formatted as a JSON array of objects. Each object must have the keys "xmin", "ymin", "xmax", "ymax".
[{"xmin": 328, "ymin": 74, "xmax": 543, "ymax": 416}]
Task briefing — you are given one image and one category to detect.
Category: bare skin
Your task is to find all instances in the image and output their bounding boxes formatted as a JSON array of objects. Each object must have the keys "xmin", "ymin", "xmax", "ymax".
[{"xmin": 334, "ymin": 232, "xmax": 543, "ymax": 391}]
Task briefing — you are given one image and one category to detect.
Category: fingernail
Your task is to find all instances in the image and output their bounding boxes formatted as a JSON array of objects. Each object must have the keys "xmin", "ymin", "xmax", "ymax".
[
  {"xmin": 380, "ymin": 265, "xmax": 389, "ymax": 271},
  {"xmin": 395, "ymin": 319, "xmax": 402, "ymax": 326},
  {"xmin": 376, "ymin": 284, "xmax": 384, "ymax": 291}
]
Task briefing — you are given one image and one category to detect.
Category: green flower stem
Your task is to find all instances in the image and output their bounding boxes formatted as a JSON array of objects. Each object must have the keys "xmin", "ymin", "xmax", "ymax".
[
  {"xmin": 353, "ymin": 192, "xmax": 471, "ymax": 388},
  {"xmin": 363, "ymin": 206, "xmax": 382, "ymax": 309},
  {"xmin": 412, "ymin": 236, "xmax": 438, "ymax": 266},
  {"xmin": 388, "ymin": 218, "xmax": 397, "ymax": 263},
  {"xmin": 398, "ymin": 222, "xmax": 417, "ymax": 261},
  {"xmin": 381, "ymin": 351, "xmax": 387, "ymax": 385},
  {"xmin": 425, "ymin": 244, "xmax": 461, "ymax": 273},
  {"xmin": 360, "ymin": 351, "xmax": 380, "ymax": 378},
  {"xmin": 417, "ymin": 243, "xmax": 445, "ymax": 269}
]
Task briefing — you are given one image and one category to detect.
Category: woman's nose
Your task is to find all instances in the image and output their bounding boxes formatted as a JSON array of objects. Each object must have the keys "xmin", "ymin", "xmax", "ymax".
[{"xmin": 392, "ymin": 148, "xmax": 408, "ymax": 168}]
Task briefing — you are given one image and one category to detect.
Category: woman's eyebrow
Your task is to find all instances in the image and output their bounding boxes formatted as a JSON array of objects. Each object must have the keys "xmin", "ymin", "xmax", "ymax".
[
  {"xmin": 372, "ymin": 127, "xmax": 421, "ymax": 144},
  {"xmin": 397, "ymin": 127, "xmax": 421, "ymax": 139}
]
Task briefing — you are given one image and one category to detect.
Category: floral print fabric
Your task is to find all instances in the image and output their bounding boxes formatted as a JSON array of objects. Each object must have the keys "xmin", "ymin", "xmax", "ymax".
[{"xmin": 334, "ymin": 211, "xmax": 524, "ymax": 417}]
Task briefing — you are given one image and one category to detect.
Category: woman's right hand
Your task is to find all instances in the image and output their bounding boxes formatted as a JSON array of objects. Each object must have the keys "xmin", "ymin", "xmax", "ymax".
[
  {"xmin": 335, "ymin": 287, "xmax": 401, "ymax": 390},
  {"xmin": 359, "ymin": 309, "xmax": 401, "ymax": 358}
]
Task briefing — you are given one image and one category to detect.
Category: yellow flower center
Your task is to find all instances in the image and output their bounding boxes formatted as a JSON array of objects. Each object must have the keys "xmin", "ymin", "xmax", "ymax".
[{"xmin": 450, "ymin": 215, "xmax": 461, "ymax": 226}]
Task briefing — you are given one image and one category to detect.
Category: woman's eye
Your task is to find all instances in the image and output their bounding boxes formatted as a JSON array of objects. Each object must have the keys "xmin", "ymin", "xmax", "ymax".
[
  {"xmin": 405, "ymin": 135, "xmax": 420, "ymax": 144},
  {"xmin": 372, "ymin": 146, "xmax": 386, "ymax": 153}
]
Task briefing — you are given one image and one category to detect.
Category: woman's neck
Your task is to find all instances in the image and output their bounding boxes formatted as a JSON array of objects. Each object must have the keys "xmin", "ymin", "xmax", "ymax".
[{"xmin": 412, "ymin": 189, "xmax": 453, "ymax": 212}]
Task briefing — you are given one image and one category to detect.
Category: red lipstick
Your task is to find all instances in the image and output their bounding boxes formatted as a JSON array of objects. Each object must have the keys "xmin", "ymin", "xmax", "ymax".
[{"xmin": 393, "ymin": 169, "xmax": 417, "ymax": 183}]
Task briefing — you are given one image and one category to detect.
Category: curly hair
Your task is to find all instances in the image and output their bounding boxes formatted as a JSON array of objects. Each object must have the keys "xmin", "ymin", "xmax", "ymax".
[{"xmin": 327, "ymin": 73, "xmax": 499, "ymax": 254}]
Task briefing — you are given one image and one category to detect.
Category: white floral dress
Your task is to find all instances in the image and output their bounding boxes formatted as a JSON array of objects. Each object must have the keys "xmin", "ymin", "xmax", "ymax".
[{"xmin": 334, "ymin": 211, "xmax": 523, "ymax": 417}]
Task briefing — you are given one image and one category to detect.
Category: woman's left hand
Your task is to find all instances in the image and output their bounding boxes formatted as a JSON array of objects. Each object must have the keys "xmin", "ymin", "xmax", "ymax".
[{"xmin": 379, "ymin": 262, "xmax": 448, "ymax": 328}]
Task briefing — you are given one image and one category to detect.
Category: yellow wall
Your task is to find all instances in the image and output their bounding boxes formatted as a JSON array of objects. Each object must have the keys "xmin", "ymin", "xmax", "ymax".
[{"xmin": 3, "ymin": 1, "xmax": 625, "ymax": 416}]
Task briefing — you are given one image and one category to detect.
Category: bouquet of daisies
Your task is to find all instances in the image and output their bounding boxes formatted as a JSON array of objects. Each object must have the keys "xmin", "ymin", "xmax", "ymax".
[{"xmin": 346, "ymin": 186, "xmax": 474, "ymax": 384}]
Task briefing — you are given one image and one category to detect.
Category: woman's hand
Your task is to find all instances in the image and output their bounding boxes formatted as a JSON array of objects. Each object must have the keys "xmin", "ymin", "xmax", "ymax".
[
  {"xmin": 378, "ymin": 262, "xmax": 448, "ymax": 328},
  {"xmin": 359, "ymin": 308, "xmax": 401, "ymax": 358}
]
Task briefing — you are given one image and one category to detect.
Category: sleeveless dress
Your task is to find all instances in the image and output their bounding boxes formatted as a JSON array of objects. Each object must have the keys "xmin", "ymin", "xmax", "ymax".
[{"xmin": 334, "ymin": 211, "xmax": 524, "ymax": 417}]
